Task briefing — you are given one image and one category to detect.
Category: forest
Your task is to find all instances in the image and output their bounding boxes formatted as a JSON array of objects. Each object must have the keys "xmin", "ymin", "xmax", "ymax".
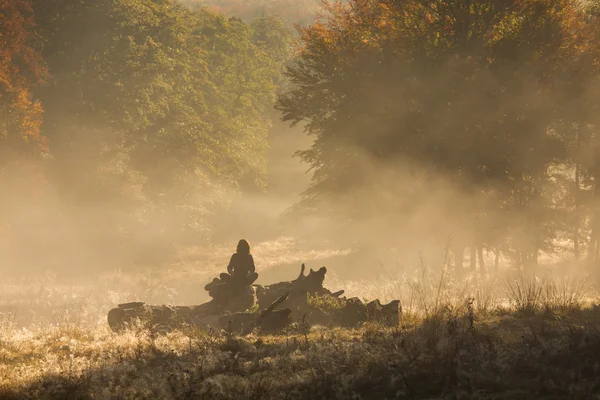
[
  {"xmin": 0, "ymin": 0, "xmax": 294, "ymax": 272},
  {"xmin": 5, "ymin": 0, "xmax": 600, "ymax": 398},
  {"xmin": 278, "ymin": 0, "xmax": 600, "ymax": 271},
  {"xmin": 3, "ymin": 0, "xmax": 600, "ymax": 273}
]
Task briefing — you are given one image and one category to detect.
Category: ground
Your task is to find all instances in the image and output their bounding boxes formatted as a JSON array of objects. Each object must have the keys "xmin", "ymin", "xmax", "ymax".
[
  {"xmin": 1, "ymin": 238, "xmax": 599, "ymax": 399},
  {"xmin": 3, "ymin": 308, "xmax": 600, "ymax": 399}
]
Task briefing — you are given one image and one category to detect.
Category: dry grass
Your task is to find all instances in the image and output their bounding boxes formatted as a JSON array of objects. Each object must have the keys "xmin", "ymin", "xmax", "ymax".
[
  {"xmin": 505, "ymin": 274, "xmax": 589, "ymax": 314},
  {"xmin": 3, "ymin": 300, "xmax": 600, "ymax": 399},
  {"xmin": 2, "ymin": 240, "xmax": 600, "ymax": 399}
]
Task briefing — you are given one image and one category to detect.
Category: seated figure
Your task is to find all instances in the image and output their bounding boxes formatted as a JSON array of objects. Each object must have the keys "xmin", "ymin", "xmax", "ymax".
[{"xmin": 220, "ymin": 239, "xmax": 259, "ymax": 286}]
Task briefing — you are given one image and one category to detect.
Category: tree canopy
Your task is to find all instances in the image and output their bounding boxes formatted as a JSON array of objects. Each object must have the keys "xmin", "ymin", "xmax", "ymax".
[
  {"xmin": 277, "ymin": 0, "xmax": 600, "ymax": 268},
  {"xmin": 177, "ymin": 0, "xmax": 322, "ymax": 26},
  {"xmin": 0, "ymin": 0, "xmax": 293, "ymax": 271},
  {"xmin": 5, "ymin": 0, "xmax": 600, "ymax": 272},
  {"xmin": 0, "ymin": 0, "xmax": 47, "ymax": 160}
]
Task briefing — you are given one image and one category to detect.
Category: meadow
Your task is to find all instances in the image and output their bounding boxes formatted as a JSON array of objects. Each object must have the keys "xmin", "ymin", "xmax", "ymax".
[{"xmin": 2, "ymin": 238, "xmax": 600, "ymax": 399}]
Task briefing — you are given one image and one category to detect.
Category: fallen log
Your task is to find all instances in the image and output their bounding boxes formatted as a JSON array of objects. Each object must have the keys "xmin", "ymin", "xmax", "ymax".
[
  {"xmin": 203, "ymin": 278, "xmax": 256, "ymax": 314},
  {"xmin": 107, "ymin": 263, "xmax": 401, "ymax": 334},
  {"xmin": 202, "ymin": 262, "xmax": 335, "ymax": 310},
  {"xmin": 198, "ymin": 292, "xmax": 293, "ymax": 334},
  {"xmin": 331, "ymin": 298, "xmax": 401, "ymax": 327},
  {"xmin": 254, "ymin": 264, "xmax": 335, "ymax": 308},
  {"xmin": 107, "ymin": 302, "xmax": 204, "ymax": 333},
  {"xmin": 108, "ymin": 293, "xmax": 292, "ymax": 334}
]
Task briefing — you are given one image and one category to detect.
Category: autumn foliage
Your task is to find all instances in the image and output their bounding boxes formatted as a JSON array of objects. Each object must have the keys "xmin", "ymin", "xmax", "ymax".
[
  {"xmin": 0, "ymin": 0, "xmax": 47, "ymax": 158},
  {"xmin": 4, "ymin": 0, "xmax": 600, "ymax": 270},
  {"xmin": 0, "ymin": 0, "xmax": 295, "ymax": 270},
  {"xmin": 278, "ymin": 0, "xmax": 600, "ymax": 268}
]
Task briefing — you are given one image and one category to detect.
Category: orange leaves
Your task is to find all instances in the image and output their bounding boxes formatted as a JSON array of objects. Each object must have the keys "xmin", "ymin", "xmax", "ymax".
[
  {"xmin": 296, "ymin": 0, "xmax": 393, "ymax": 60},
  {"xmin": 579, "ymin": 2, "xmax": 600, "ymax": 72},
  {"xmin": 294, "ymin": 0, "xmax": 595, "ymax": 86},
  {"xmin": 0, "ymin": 0, "xmax": 47, "ymax": 157}
]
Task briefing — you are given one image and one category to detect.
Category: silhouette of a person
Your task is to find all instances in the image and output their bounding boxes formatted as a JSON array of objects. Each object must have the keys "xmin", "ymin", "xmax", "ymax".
[{"xmin": 220, "ymin": 239, "xmax": 258, "ymax": 285}]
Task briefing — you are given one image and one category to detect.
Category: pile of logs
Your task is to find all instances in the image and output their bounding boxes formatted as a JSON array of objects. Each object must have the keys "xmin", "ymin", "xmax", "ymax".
[{"xmin": 107, "ymin": 264, "xmax": 401, "ymax": 334}]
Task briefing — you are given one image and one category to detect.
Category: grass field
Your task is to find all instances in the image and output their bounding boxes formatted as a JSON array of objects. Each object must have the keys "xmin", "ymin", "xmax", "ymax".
[{"xmin": 2, "ymin": 238, "xmax": 600, "ymax": 399}]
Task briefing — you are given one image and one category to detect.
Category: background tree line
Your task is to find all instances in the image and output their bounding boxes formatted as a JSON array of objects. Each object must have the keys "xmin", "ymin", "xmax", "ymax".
[
  {"xmin": 277, "ymin": 0, "xmax": 600, "ymax": 271},
  {"xmin": 177, "ymin": 0, "xmax": 323, "ymax": 26},
  {"xmin": 5, "ymin": 0, "xmax": 600, "ymax": 275},
  {"xmin": 0, "ymin": 0, "xmax": 292, "ymax": 272}
]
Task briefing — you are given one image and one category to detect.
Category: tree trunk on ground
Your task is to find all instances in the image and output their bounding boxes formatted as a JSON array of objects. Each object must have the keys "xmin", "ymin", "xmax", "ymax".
[
  {"xmin": 254, "ymin": 264, "xmax": 334, "ymax": 307},
  {"xmin": 107, "ymin": 264, "xmax": 401, "ymax": 333}
]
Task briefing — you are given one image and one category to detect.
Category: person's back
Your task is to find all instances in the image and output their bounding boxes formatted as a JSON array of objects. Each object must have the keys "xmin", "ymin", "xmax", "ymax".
[
  {"xmin": 220, "ymin": 239, "xmax": 258, "ymax": 285},
  {"xmin": 228, "ymin": 252, "xmax": 255, "ymax": 277}
]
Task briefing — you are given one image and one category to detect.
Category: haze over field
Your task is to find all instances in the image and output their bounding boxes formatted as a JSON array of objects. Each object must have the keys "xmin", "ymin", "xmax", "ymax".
[
  {"xmin": 0, "ymin": 0, "xmax": 598, "ymax": 289},
  {"xmin": 5, "ymin": 1, "xmax": 600, "ymax": 398},
  {"xmin": 0, "ymin": 0, "xmax": 600, "ymax": 290}
]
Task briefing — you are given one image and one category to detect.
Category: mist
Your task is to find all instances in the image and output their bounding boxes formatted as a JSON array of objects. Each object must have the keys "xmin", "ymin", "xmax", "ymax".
[
  {"xmin": 0, "ymin": 0, "xmax": 596, "ymax": 284},
  {"xmin": 5, "ymin": 1, "xmax": 600, "ymax": 398},
  {"xmin": 0, "ymin": 0, "xmax": 595, "ymax": 347}
]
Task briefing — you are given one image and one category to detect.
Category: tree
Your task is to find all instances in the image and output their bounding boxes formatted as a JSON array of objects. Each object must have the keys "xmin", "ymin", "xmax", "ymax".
[
  {"xmin": 21, "ymin": 0, "xmax": 288, "ymax": 266},
  {"xmin": 570, "ymin": 0, "xmax": 600, "ymax": 266},
  {"xmin": 277, "ymin": 0, "xmax": 591, "ymax": 268},
  {"xmin": 0, "ymin": 0, "xmax": 47, "ymax": 160},
  {"xmin": 0, "ymin": 0, "xmax": 52, "ymax": 272}
]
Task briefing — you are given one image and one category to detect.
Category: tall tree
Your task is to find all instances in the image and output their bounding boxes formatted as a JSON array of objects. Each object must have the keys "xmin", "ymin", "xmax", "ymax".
[
  {"xmin": 278, "ymin": 0, "xmax": 589, "ymax": 268},
  {"xmin": 23, "ymin": 0, "xmax": 288, "ymax": 264},
  {"xmin": 0, "ymin": 0, "xmax": 51, "ymax": 270}
]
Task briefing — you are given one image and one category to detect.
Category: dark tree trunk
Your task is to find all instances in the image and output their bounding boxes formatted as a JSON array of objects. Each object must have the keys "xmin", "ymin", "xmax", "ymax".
[
  {"xmin": 494, "ymin": 250, "xmax": 500, "ymax": 271},
  {"xmin": 588, "ymin": 153, "xmax": 600, "ymax": 267},
  {"xmin": 477, "ymin": 247, "xmax": 485, "ymax": 273},
  {"xmin": 587, "ymin": 227, "xmax": 597, "ymax": 264},
  {"xmin": 455, "ymin": 246, "xmax": 465, "ymax": 269},
  {"xmin": 574, "ymin": 158, "xmax": 580, "ymax": 260}
]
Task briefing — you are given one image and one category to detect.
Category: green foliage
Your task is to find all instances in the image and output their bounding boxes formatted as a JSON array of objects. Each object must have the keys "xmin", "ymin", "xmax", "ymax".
[
  {"xmin": 245, "ymin": 302, "xmax": 260, "ymax": 313},
  {"xmin": 307, "ymin": 292, "xmax": 345, "ymax": 311},
  {"xmin": 177, "ymin": 0, "xmax": 323, "ymax": 26},
  {"xmin": 26, "ymin": 0, "xmax": 289, "ymax": 253}
]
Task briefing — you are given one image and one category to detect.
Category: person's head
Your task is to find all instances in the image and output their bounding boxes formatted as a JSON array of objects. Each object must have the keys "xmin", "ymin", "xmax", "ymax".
[{"xmin": 236, "ymin": 239, "xmax": 250, "ymax": 255}]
